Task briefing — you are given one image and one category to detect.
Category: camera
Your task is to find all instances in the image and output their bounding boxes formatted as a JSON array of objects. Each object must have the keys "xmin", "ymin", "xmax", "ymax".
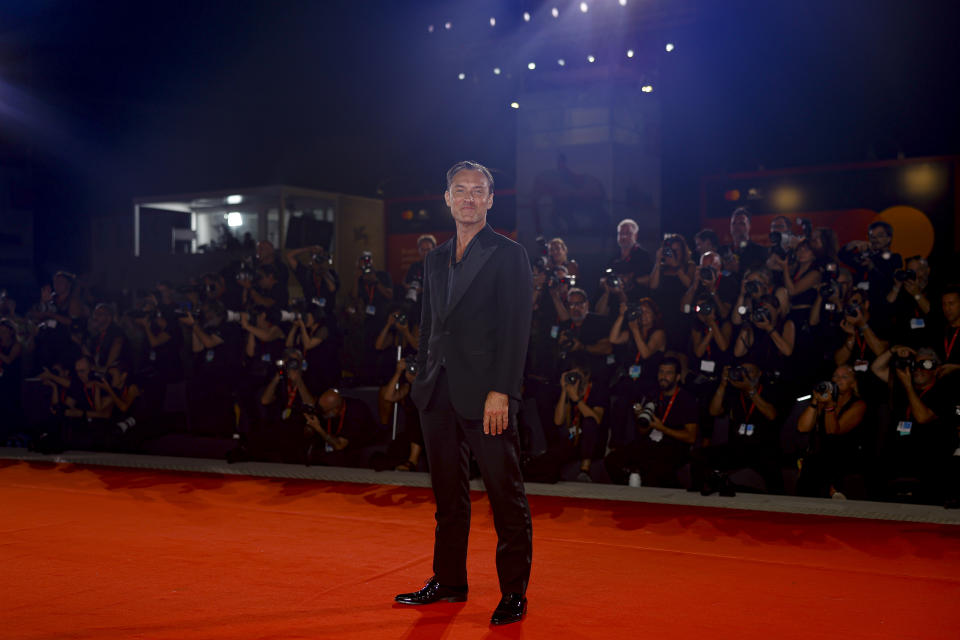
[
  {"xmin": 843, "ymin": 303, "xmax": 861, "ymax": 318},
  {"xmin": 89, "ymin": 371, "xmax": 105, "ymax": 382},
  {"xmin": 750, "ymin": 306, "xmax": 771, "ymax": 325},
  {"xmin": 361, "ymin": 266, "xmax": 374, "ymax": 276},
  {"xmin": 360, "ymin": 252, "xmax": 373, "ymax": 267},
  {"xmin": 558, "ymin": 328, "xmax": 577, "ymax": 347},
  {"xmin": 892, "ymin": 354, "xmax": 914, "ymax": 370},
  {"xmin": 392, "ymin": 311, "xmax": 408, "ymax": 326},
  {"xmin": 564, "ymin": 371, "xmax": 583, "ymax": 387},
  {"xmin": 633, "ymin": 400, "xmax": 657, "ymax": 427},
  {"xmin": 625, "ymin": 303, "xmax": 643, "ymax": 322},
  {"xmin": 605, "ymin": 268, "xmax": 622, "ymax": 289},
  {"xmin": 744, "ymin": 280, "xmax": 762, "ymax": 296},
  {"xmin": 695, "ymin": 300, "xmax": 713, "ymax": 316},
  {"xmin": 277, "ymin": 358, "xmax": 304, "ymax": 375},
  {"xmin": 662, "ymin": 247, "xmax": 675, "ymax": 260},
  {"xmin": 814, "ymin": 380, "xmax": 838, "ymax": 400},
  {"xmin": 894, "ymin": 269, "xmax": 917, "ymax": 282},
  {"xmin": 404, "ymin": 355, "xmax": 418, "ymax": 376},
  {"xmin": 728, "ymin": 365, "xmax": 748, "ymax": 383},
  {"xmin": 406, "ymin": 278, "xmax": 422, "ymax": 302},
  {"xmin": 818, "ymin": 282, "xmax": 838, "ymax": 299},
  {"xmin": 699, "ymin": 266, "xmax": 716, "ymax": 281},
  {"xmin": 768, "ymin": 232, "xmax": 788, "ymax": 258}
]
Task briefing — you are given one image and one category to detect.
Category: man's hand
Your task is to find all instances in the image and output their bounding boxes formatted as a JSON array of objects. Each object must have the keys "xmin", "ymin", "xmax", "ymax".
[
  {"xmin": 894, "ymin": 365, "xmax": 912, "ymax": 388},
  {"xmin": 649, "ymin": 413, "xmax": 665, "ymax": 432},
  {"xmin": 483, "ymin": 391, "xmax": 509, "ymax": 436},
  {"xmin": 332, "ymin": 436, "xmax": 349, "ymax": 451}
]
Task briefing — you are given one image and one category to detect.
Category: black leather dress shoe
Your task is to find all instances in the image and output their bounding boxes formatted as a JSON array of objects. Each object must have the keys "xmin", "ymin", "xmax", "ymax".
[
  {"xmin": 490, "ymin": 593, "xmax": 527, "ymax": 625},
  {"xmin": 394, "ymin": 576, "xmax": 468, "ymax": 605}
]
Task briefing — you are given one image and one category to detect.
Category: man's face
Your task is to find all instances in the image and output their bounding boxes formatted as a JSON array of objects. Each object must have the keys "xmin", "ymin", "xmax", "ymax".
[
  {"xmin": 75, "ymin": 359, "xmax": 91, "ymax": 383},
  {"xmin": 912, "ymin": 363, "xmax": 938, "ymax": 389},
  {"xmin": 444, "ymin": 170, "xmax": 493, "ymax": 227},
  {"xmin": 868, "ymin": 226, "xmax": 891, "ymax": 252},
  {"xmin": 617, "ymin": 222, "xmax": 638, "ymax": 250},
  {"xmin": 942, "ymin": 293, "xmax": 960, "ymax": 324},
  {"xmin": 92, "ymin": 307, "xmax": 111, "ymax": 331},
  {"xmin": 53, "ymin": 275, "xmax": 71, "ymax": 296},
  {"xmin": 257, "ymin": 241, "xmax": 275, "ymax": 262},
  {"xmin": 770, "ymin": 217, "xmax": 790, "ymax": 235},
  {"xmin": 418, "ymin": 240, "xmax": 435, "ymax": 260},
  {"xmin": 730, "ymin": 213, "xmax": 750, "ymax": 242},
  {"xmin": 568, "ymin": 294, "xmax": 588, "ymax": 323},
  {"xmin": 694, "ymin": 237, "xmax": 715, "ymax": 256},
  {"xmin": 319, "ymin": 395, "xmax": 343, "ymax": 419},
  {"xmin": 699, "ymin": 252, "xmax": 722, "ymax": 271},
  {"xmin": 548, "ymin": 240, "xmax": 566, "ymax": 264},
  {"xmin": 257, "ymin": 272, "xmax": 276, "ymax": 290},
  {"xmin": 905, "ymin": 259, "xmax": 929, "ymax": 284},
  {"xmin": 657, "ymin": 364, "xmax": 679, "ymax": 391}
]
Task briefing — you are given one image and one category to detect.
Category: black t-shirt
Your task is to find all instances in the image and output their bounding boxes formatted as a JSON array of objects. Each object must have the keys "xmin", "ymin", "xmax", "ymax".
[
  {"xmin": 555, "ymin": 313, "xmax": 612, "ymax": 381},
  {"xmin": 719, "ymin": 386, "xmax": 780, "ymax": 449},
  {"xmin": 357, "ymin": 271, "xmax": 394, "ymax": 322},
  {"xmin": 725, "ymin": 241, "xmax": 768, "ymax": 272},
  {"xmin": 196, "ymin": 322, "xmax": 243, "ymax": 375},
  {"xmin": 295, "ymin": 263, "xmax": 340, "ymax": 303},
  {"xmin": 87, "ymin": 324, "xmax": 129, "ymax": 370},
  {"xmin": 606, "ymin": 244, "xmax": 652, "ymax": 279},
  {"xmin": 639, "ymin": 387, "xmax": 698, "ymax": 460}
]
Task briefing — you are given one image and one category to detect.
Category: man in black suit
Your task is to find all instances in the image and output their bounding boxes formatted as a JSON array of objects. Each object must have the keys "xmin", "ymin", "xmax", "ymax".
[{"xmin": 394, "ymin": 161, "xmax": 534, "ymax": 626}]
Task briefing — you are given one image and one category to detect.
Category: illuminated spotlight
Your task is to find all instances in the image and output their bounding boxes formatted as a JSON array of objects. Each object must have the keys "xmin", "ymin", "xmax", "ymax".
[
  {"xmin": 626, "ymin": 49, "xmax": 634, "ymax": 58},
  {"xmin": 580, "ymin": 2, "xmax": 588, "ymax": 13},
  {"xmin": 510, "ymin": 102, "xmax": 520, "ymax": 109},
  {"xmin": 489, "ymin": 17, "xmax": 496, "ymax": 27},
  {"xmin": 226, "ymin": 212, "xmax": 243, "ymax": 228},
  {"xmin": 493, "ymin": 67, "xmax": 501, "ymax": 75},
  {"xmin": 523, "ymin": 11, "xmax": 531, "ymax": 22},
  {"xmin": 587, "ymin": 54, "xmax": 596, "ymax": 63},
  {"xmin": 457, "ymin": 72, "xmax": 466, "ymax": 80},
  {"xmin": 619, "ymin": 0, "xmax": 628, "ymax": 5},
  {"xmin": 444, "ymin": 21, "xmax": 452, "ymax": 30},
  {"xmin": 641, "ymin": 84, "xmax": 653, "ymax": 92},
  {"xmin": 527, "ymin": 62, "xmax": 536, "ymax": 70},
  {"xmin": 427, "ymin": 24, "xmax": 434, "ymax": 33},
  {"xmin": 557, "ymin": 58, "xmax": 566, "ymax": 66},
  {"xmin": 551, "ymin": 7, "xmax": 559, "ymax": 18},
  {"xmin": 225, "ymin": 194, "xmax": 243, "ymax": 205},
  {"xmin": 665, "ymin": 43, "xmax": 675, "ymax": 52}
]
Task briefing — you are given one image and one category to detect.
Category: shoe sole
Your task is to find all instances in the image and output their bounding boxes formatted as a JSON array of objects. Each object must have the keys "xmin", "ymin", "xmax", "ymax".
[{"xmin": 395, "ymin": 596, "xmax": 468, "ymax": 605}]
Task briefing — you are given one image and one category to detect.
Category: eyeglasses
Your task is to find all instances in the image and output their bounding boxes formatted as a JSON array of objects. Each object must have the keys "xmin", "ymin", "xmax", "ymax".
[{"xmin": 568, "ymin": 300, "xmax": 588, "ymax": 307}]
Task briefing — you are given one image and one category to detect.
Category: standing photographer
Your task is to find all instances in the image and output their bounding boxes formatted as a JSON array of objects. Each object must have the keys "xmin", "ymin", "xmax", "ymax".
[
  {"xmin": 649, "ymin": 234, "xmax": 696, "ymax": 351},
  {"xmin": 733, "ymin": 294, "xmax": 795, "ymax": 374},
  {"xmin": 886, "ymin": 256, "xmax": 934, "ymax": 348},
  {"xmin": 796, "ymin": 364, "xmax": 867, "ymax": 499},
  {"xmin": 181, "ymin": 301, "xmax": 242, "ymax": 436},
  {"xmin": 286, "ymin": 245, "xmax": 340, "ymax": 305},
  {"xmin": 833, "ymin": 289, "xmax": 889, "ymax": 370},
  {"xmin": 285, "ymin": 305, "xmax": 339, "ymax": 395}
]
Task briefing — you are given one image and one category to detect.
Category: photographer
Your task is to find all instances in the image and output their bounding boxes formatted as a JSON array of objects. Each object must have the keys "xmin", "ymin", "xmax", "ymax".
[
  {"xmin": 181, "ymin": 301, "xmax": 243, "ymax": 436},
  {"xmin": 833, "ymin": 289, "xmax": 889, "ymax": 370},
  {"xmin": 604, "ymin": 357, "xmax": 699, "ymax": 487},
  {"xmin": 605, "ymin": 218, "xmax": 652, "ymax": 291},
  {"xmin": 725, "ymin": 208, "xmax": 767, "ymax": 272},
  {"xmin": 351, "ymin": 251, "xmax": 395, "ymax": 382},
  {"xmin": 553, "ymin": 288, "xmax": 612, "ymax": 383},
  {"xmin": 242, "ymin": 306, "xmax": 285, "ymax": 374},
  {"xmin": 731, "ymin": 268, "xmax": 787, "ymax": 327},
  {"xmin": 796, "ymin": 364, "xmax": 867, "ymax": 499},
  {"xmin": 286, "ymin": 244, "xmax": 340, "ymax": 304},
  {"xmin": 546, "ymin": 237, "xmax": 580, "ymax": 278},
  {"xmin": 886, "ymin": 256, "xmax": 934, "ymax": 347},
  {"xmin": 692, "ymin": 362, "xmax": 783, "ymax": 496},
  {"xmin": 58, "ymin": 355, "xmax": 115, "ymax": 449},
  {"xmin": 608, "ymin": 298, "xmax": 666, "ymax": 393},
  {"xmin": 809, "ymin": 226, "xmax": 840, "ymax": 268},
  {"xmin": 769, "ymin": 239, "xmax": 821, "ymax": 326},
  {"xmin": 0, "ymin": 319, "xmax": 24, "ymax": 439},
  {"xmin": 941, "ymin": 286, "xmax": 960, "ymax": 365},
  {"xmin": 524, "ymin": 357, "xmax": 607, "ymax": 483},
  {"xmin": 733, "ymin": 294, "xmax": 795, "ymax": 372},
  {"xmin": 240, "ymin": 264, "xmax": 288, "ymax": 309},
  {"xmin": 85, "ymin": 303, "xmax": 129, "ymax": 372},
  {"xmin": 680, "ymin": 251, "xmax": 736, "ymax": 321},
  {"xmin": 838, "ymin": 221, "xmax": 902, "ymax": 312},
  {"xmin": 870, "ymin": 346, "xmax": 958, "ymax": 502},
  {"xmin": 693, "ymin": 228, "xmax": 720, "ymax": 261},
  {"xmin": 303, "ymin": 389, "xmax": 380, "ymax": 467},
  {"xmin": 378, "ymin": 357, "xmax": 425, "ymax": 472},
  {"xmin": 132, "ymin": 309, "xmax": 183, "ymax": 384},
  {"xmin": 401, "ymin": 235, "xmax": 436, "ymax": 307},
  {"xmin": 374, "ymin": 305, "xmax": 420, "ymax": 383},
  {"xmin": 689, "ymin": 294, "xmax": 733, "ymax": 381},
  {"xmin": 650, "ymin": 234, "xmax": 696, "ymax": 351},
  {"xmin": 253, "ymin": 240, "xmax": 289, "ymax": 291},
  {"xmin": 285, "ymin": 305, "xmax": 339, "ymax": 394}
]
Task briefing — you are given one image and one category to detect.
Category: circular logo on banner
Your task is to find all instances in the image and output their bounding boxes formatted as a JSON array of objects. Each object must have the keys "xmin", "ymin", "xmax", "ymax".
[{"xmin": 876, "ymin": 206, "xmax": 934, "ymax": 258}]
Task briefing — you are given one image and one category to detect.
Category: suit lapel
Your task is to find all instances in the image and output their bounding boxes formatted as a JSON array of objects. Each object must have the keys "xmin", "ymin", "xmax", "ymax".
[
  {"xmin": 443, "ymin": 225, "xmax": 497, "ymax": 321},
  {"xmin": 430, "ymin": 240, "xmax": 453, "ymax": 319}
]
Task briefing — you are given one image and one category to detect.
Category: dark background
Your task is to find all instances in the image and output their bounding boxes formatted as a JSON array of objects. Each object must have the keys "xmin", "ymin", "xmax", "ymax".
[{"xmin": 2, "ymin": 0, "xmax": 958, "ymax": 273}]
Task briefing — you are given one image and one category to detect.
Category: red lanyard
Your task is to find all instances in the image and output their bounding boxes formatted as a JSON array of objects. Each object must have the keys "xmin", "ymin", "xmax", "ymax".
[
  {"xmin": 853, "ymin": 332, "xmax": 865, "ymax": 358},
  {"xmin": 946, "ymin": 327, "xmax": 959, "ymax": 360},
  {"xmin": 739, "ymin": 385, "xmax": 761, "ymax": 422},
  {"xmin": 572, "ymin": 384, "xmax": 592, "ymax": 428},
  {"xmin": 94, "ymin": 330, "xmax": 107, "ymax": 360},
  {"xmin": 365, "ymin": 284, "xmax": 376, "ymax": 304},
  {"xmin": 285, "ymin": 380, "xmax": 298, "ymax": 409},
  {"xmin": 659, "ymin": 389, "xmax": 678, "ymax": 423},
  {"xmin": 634, "ymin": 328, "xmax": 652, "ymax": 364},
  {"xmin": 326, "ymin": 403, "xmax": 346, "ymax": 436},
  {"xmin": 906, "ymin": 384, "xmax": 933, "ymax": 420},
  {"xmin": 83, "ymin": 383, "xmax": 95, "ymax": 410}
]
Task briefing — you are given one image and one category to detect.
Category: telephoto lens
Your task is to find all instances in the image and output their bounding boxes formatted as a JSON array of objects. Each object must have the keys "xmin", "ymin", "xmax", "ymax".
[
  {"xmin": 745, "ymin": 281, "xmax": 762, "ymax": 296},
  {"xmin": 632, "ymin": 400, "xmax": 657, "ymax": 427},
  {"xmin": 814, "ymin": 380, "xmax": 837, "ymax": 400},
  {"xmin": 564, "ymin": 371, "xmax": 583, "ymax": 387}
]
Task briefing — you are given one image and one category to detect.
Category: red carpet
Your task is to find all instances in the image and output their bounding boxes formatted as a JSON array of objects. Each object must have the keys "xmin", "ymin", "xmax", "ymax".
[{"xmin": 1, "ymin": 460, "xmax": 959, "ymax": 640}]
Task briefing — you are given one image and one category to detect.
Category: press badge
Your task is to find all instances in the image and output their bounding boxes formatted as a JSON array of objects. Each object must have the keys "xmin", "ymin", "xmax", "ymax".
[
  {"xmin": 550, "ymin": 325, "xmax": 560, "ymax": 339},
  {"xmin": 910, "ymin": 318, "xmax": 925, "ymax": 330},
  {"xmin": 649, "ymin": 429, "xmax": 664, "ymax": 443},
  {"xmin": 325, "ymin": 442, "xmax": 335, "ymax": 453},
  {"xmin": 628, "ymin": 364, "xmax": 643, "ymax": 380},
  {"xmin": 149, "ymin": 350, "xmax": 157, "ymax": 362},
  {"xmin": 857, "ymin": 281, "xmax": 870, "ymax": 291},
  {"xmin": 738, "ymin": 423, "xmax": 755, "ymax": 436},
  {"xmin": 205, "ymin": 350, "xmax": 215, "ymax": 363},
  {"xmin": 606, "ymin": 354, "xmax": 616, "ymax": 365},
  {"xmin": 281, "ymin": 408, "xmax": 291, "ymax": 421},
  {"xmin": 262, "ymin": 353, "xmax": 272, "ymax": 362},
  {"xmin": 700, "ymin": 360, "xmax": 716, "ymax": 373},
  {"xmin": 365, "ymin": 304, "xmax": 377, "ymax": 316},
  {"xmin": 897, "ymin": 421, "xmax": 912, "ymax": 436},
  {"xmin": 853, "ymin": 359, "xmax": 868, "ymax": 372},
  {"xmin": 316, "ymin": 297, "xmax": 327, "ymax": 308}
]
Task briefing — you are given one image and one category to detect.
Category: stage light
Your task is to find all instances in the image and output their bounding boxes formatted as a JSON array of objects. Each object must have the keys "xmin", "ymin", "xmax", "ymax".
[
  {"xmin": 510, "ymin": 102, "xmax": 520, "ymax": 109},
  {"xmin": 587, "ymin": 54, "xmax": 596, "ymax": 63},
  {"xmin": 458, "ymin": 72, "xmax": 466, "ymax": 80},
  {"xmin": 619, "ymin": 0, "xmax": 628, "ymax": 5},
  {"xmin": 444, "ymin": 21, "xmax": 452, "ymax": 30},
  {"xmin": 551, "ymin": 7, "xmax": 559, "ymax": 18},
  {"xmin": 493, "ymin": 67, "xmax": 501, "ymax": 75},
  {"xmin": 665, "ymin": 43, "xmax": 675, "ymax": 52},
  {"xmin": 427, "ymin": 24, "xmax": 434, "ymax": 33},
  {"xmin": 225, "ymin": 194, "xmax": 243, "ymax": 205},
  {"xmin": 527, "ymin": 62, "xmax": 536, "ymax": 70},
  {"xmin": 489, "ymin": 17, "xmax": 496, "ymax": 27},
  {"xmin": 580, "ymin": 2, "xmax": 589, "ymax": 13},
  {"xmin": 523, "ymin": 12, "xmax": 531, "ymax": 22},
  {"xmin": 226, "ymin": 212, "xmax": 243, "ymax": 228},
  {"xmin": 557, "ymin": 58, "xmax": 566, "ymax": 66},
  {"xmin": 641, "ymin": 84, "xmax": 653, "ymax": 92},
  {"xmin": 626, "ymin": 49, "xmax": 634, "ymax": 58}
]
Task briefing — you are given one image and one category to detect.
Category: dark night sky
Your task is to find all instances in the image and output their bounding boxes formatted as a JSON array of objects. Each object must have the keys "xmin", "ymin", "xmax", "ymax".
[{"xmin": 2, "ymin": 0, "xmax": 958, "ymax": 270}]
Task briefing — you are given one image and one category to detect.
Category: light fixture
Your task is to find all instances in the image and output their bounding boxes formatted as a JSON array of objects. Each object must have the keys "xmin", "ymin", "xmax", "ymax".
[
  {"xmin": 444, "ymin": 21, "xmax": 452, "ymax": 30},
  {"xmin": 225, "ymin": 194, "xmax": 243, "ymax": 205},
  {"xmin": 457, "ymin": 72, "xmax": 466, "ymax": 80},
  {"xmin": 510, "ymin": 102, "xmax": 520, "ymax": 109},
  {"xmin": 489, "ymin": 17, "xmax": 496, "ymax": 27},
  {"xmin": 580, "ymin": 2, "xmax": 588, "ymax": 13},
  {"xmin": 493, "ymin": 67, "xmax": 501, "ymax": 75},
  {"xmin": 427, "ymin": 24, "xmax": 434, "ymax": 33},
  {"xmin": 523, "ymin": 11, "xmax": 531, "ymax": 22},
  {"xmin": 527, "ymin": 62, "xmax": 536, "ymax": 70},
  {"xmin": 587, "ymin": 54, "xmax": 596, "ymax": 63},
  {"xmin": 665, "ymin": 43, "xmax": 675, "ymax": 52},
  {"xmin": 557, "ymin": 58, "xmax": 566, "ymax": 66},
  {"xmin": 551, "ymin": 7, "xmax": 559, "ymax": 18},
  {"xmin": 619, "ymin": 0, "xmax": 628, "ymax": 5},
  {"xmin": 626, "ymin": 49, "xmax": 634, "ymax": 58},
  {"xmin": 641, "ymin": 84, "xmax": 653, "ymax": 92},
  {"xmin": 226, "ymin": 212, "xmax": 243, "ymax": 228}
]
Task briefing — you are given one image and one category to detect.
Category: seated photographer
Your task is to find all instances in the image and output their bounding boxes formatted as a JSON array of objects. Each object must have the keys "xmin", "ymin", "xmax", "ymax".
[
  {"xmin": 692, "ymin": 361, "xmax": 783, "ymax": 496},
  {"xmin": 870, "ymin": 346, "xmax": 958, "ymax": 502},
  {"xmin": 285, "ymin": 305, "xmax": 339, "ymax": 394},
  {"xmin": 604, "ymin": 356, "xmax": 698, "ymax": 487},
  {"xmin": 731, "ymin": 267, "xmax": 788, "ymax": 327},
  {"xmin": 886, "ymin": 256, "xmax": 934, "ymax": 347},
  {"xmin": 941, "ymin": 286, "xmax": 960, "ymax": 365},
  {"xmin": 240, "ymin": 264, "xmax": 289, "ymax": 309},
  {"xmin": 796, "ymin": 364, "xmax": 867, "ymax": 499},
  {"xmin": 58, "ymin": 355, "xmax": 116, "ymax": 450},
  {"xmin": 304, "ymin": 389, "xmax": 381, "ymax": 467},
  {"xmin": 377, "ymin": 356, "xmax": 425, "ymax": 471},
  {"xmin": 832, "ymin": 288, "xmax": 889, "ymax": 371},
  {"xmin": 553, "ymin": 287, "xmax": 612, "ymax": 384},
  {"xmin": 733, "ymin": 294, "xmax": 795, "ymax": 375},
  {"xmin": 650, "ymin": 234, "xmax": 696, "ymax": 351},
  {"xmin": 680, "ymin": 251, "xmax": 736, "ymax": 321},
  {"xmin": 286, "ymin": 245, "xmax": 341, "ymax": 306},
  {"xmin": 547, "ymin": 237, "xmax": 579, "ymax": 278}
]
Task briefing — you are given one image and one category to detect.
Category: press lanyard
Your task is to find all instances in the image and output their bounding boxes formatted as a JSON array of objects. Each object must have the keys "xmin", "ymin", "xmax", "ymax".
[
  {"xmin": 659, "ymin": 389, "xmax": 678, "ymax": 423},
  {"xmin": 945, "ymin": 327, "xmax": 959, "ymax": 360},
  {"xmin": 365, "ymin": 284, "xmax": 376, "ymax": 304},
  {"xmin": 739, "ymin": 385, "xmax": 761, "ymax": 422},
  {"xmin": 285, "ymin": 380, "xmax": 298, "ymax": 409},
  {"xmin": 327, "ymin": 403, "xmax": 346, "ymax": 436},
  {"xmin": 905, "ymin": 384, "xmax": 933, "ymax": 421},
  {"xmin": 572, "ymin": 384, "xmax": 593, "ymax": 428}
]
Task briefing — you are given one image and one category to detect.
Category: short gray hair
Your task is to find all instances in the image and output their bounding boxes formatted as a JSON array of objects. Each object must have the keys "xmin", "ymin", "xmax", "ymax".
[{"xmin": 445, "ymin": 161, "xmax": 494, "ymax": 193}]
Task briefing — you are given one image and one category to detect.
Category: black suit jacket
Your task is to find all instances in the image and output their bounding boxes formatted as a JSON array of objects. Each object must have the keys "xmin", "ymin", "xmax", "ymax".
[{"xmin": 410, "ymin": 224, "xmax": 533, "ymax": 420}]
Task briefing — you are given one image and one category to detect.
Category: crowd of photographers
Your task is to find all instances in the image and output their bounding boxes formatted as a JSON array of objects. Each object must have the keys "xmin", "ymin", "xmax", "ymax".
[{"xmin": 1, "ymin": 211, "xmax": 958, "ymax": 505}]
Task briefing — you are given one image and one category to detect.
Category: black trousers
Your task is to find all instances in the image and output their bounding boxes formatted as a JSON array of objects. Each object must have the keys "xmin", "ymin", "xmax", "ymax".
[{"xmin": 419, "ymin": 370, "xmax": 532, "ymax": 595}]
